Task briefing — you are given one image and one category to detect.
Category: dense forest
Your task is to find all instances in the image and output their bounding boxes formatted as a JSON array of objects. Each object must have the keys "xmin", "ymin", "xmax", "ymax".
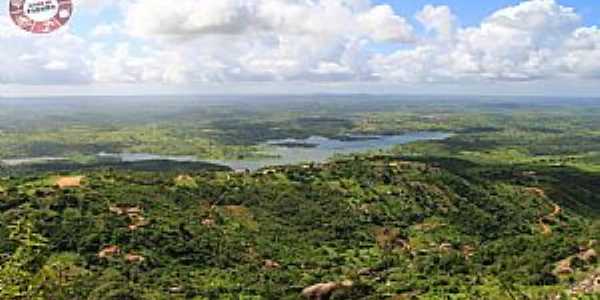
[
  {"xmin": 0, "ymin": 154, "xmax": 598, "ymax": 299},
  {"xmin": 1, "ymin": 96, "xmax": 599, "ymax": 299}
]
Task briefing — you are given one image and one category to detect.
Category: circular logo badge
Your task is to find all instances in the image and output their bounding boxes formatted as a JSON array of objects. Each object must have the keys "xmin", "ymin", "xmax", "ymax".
[{"xmin": 9, "ymin": 0, "xmax": 73, "ymax": 34}]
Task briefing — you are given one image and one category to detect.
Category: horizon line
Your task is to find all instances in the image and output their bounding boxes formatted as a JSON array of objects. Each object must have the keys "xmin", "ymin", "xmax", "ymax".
[{"xmin": 1, "ymin": 92, "xmax": 600, "ymax": 100}]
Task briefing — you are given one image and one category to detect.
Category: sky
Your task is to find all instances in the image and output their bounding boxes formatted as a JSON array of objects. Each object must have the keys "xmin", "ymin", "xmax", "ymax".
[{"xmin": 1, "ymin": 0, "xmax": 600, "ymax": 97}]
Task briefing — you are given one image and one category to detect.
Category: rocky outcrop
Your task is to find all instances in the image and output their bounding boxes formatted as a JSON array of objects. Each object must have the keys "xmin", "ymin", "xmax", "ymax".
[
  {"xmin": 302, "ymin": 280, "xmax": 353, "ymax": 300},
  {"xmin": 125, "ymin": 253, "xmax": 145, "ymax": 263},
  {"xmin": 553, "ymin": 245, "xmax": 598, "ymax": 276},
  {"xmin": 570, "ymin": 269, "xmax": 600, "ymax": 295},
  {"xmin": 98, "ymin": 245, "xmax": 120, "ymax": 258},
  {"xmin": 263, "ymin": 259, "xmax": 281, "ymax": 269}
]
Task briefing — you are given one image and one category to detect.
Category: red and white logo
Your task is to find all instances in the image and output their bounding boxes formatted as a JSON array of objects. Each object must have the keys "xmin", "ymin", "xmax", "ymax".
[{"xmin": 9, "ymin": 0, "xmax": 73, "ymax": 34}]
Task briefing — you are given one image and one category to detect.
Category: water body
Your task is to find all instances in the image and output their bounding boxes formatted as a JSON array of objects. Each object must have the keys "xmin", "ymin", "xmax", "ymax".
[
  {"xmin": 97, "ymin": 153, "xmax": 199, "ymax": 163},
  {"xmin": 0, "ymin": 156, "xmax": 68, "ymax": 166},
  {"xmin": 1, "ymin": 132, "xmax": 451, "ymax": 171},
  {"xmin": 205, "ymin": 132, "xmax": 451, "ymax": 170}
]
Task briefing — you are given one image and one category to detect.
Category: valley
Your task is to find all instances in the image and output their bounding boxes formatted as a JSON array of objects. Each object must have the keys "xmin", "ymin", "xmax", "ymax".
[{"xmin": 0, "ymin": 96, "xmax": 599, "ymax": 299}]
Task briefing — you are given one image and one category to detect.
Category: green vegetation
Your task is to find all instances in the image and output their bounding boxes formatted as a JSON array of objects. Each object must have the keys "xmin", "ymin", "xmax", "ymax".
[
  {"xmin": 0, "ymin": 154, "xmax": 598, "ymax": 299},
  {"xmin": 1, "ymin": 97, "xmax": 600, "ymax": 171},
  {"xmin": 1, "ymin": 96, "xmax": 599, "ymax": 299}
]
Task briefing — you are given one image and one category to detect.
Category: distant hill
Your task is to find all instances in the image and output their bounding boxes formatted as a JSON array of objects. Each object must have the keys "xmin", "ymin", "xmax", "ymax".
[{"xmin": 0, "ymin": 159, "xmax": 230, "ymax": 176}]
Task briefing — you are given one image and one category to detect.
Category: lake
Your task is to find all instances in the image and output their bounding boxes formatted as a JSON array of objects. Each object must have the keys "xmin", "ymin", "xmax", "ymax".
[
  {"xmin": 1, "ymin": 132, "xmax": 451, "ymax": 171},
  {"xmin": 204, "ymin": 132, "xmax": 451, "ymax": 170}
]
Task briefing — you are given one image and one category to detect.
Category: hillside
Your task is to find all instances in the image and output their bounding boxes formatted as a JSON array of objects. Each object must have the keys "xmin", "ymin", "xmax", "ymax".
[
  {"xmin": 4, "ymin": 0, "xmax": 600, "ymax": 298},
  {"xmin": 1, "ymin": 155, "xmax": 598, "ymax": 299}
]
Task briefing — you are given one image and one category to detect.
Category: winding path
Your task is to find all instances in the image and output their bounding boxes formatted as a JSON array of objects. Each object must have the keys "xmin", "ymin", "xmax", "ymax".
[{"xmin": 539, "ymin": 203, "xmax": 561, "ymax": 235}]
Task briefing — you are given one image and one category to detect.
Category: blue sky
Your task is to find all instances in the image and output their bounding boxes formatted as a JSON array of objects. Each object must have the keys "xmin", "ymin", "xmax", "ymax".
[
  {"xmin": 73, "ymin": 1, "xmax": 600, "ymax": 30},
  {"xmin": 1, "ymin": 0, "xmax": 600, "ymax": 96},
  {"xmin": 378, "ymin": 0, "xmax": 598, "ymax": 26},
  {"xmin": 70, "ymin": 1, "xmax": 600, "ymax": 37}
]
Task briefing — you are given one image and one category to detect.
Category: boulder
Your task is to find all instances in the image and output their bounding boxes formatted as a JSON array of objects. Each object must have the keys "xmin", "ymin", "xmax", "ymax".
[
  {"xmin": 553, "ymin": 258, "xmax": 574, "ymax": 276},
  {"xmin": 302, "ymin": 280, "xmax": 353, "ymax": 300},
  {"xmin": 264, "ymin": 259, "xmax": 281, "ymax": 269},
  {"xmin": 578, "ymin": 249, "xmax": 597, "ymax": 263},
  {"xmin": 125, "ymin": 253, "xmax": 145, "ymax": 263},
  {"xmin": 98, "ymin": 245, "xmax": 120, "ymax": 258}
]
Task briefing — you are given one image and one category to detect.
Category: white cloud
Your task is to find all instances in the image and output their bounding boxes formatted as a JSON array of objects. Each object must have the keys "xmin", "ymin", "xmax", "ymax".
[
  {"xmin": 90, "ymin": 24, "xmax": 118, "ymax": 37},
  {"xmin": 416, "ymin": 5, "xmax": 457, "ymax": 41},
  {"xmin": 0, "ymin": 18, "xmax": 91, "ymax": 85},
  {"xmin": 560, "ymin": 26, "xmax": 600, "ymax": 78},
  {"xmin": 358, "ymin": 5, "xmax": 415, "ymax": 43},
  {"xmin": 116, "ymin": 0, "xmax": 414, "ymax": 83},
  {"xmin": 44, "ymin": 60, "xmax": 69, "ymax": 71},
  {"xmin": 1, "ymin": 0, "xmax": 600, "ymax": 92},
  {"xmin": 74, "ymin": 0, "xmax": 118, "ymax": 11},
  {"xmin": 372, "ymin": 0, "xmax": 597, "ymax": 83},
  {"xmin": 125, "ymin": 0, "xmax": 257, "ymax": 37}
]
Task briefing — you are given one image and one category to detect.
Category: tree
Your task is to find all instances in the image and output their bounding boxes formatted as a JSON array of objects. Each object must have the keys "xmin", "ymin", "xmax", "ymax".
[{"xmin": 0, "ymin": 217, "xmax": 48, "ymax": 299}]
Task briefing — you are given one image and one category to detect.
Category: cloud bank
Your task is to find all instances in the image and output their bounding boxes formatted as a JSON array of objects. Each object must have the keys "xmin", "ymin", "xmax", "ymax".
[{"xmin": 1, "ymin": 0, "xmax": 600, "ymax": 92}]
